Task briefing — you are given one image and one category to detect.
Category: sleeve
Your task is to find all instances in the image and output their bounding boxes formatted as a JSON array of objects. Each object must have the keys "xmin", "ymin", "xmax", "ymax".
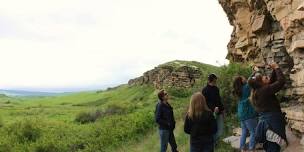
[
  {"xmin": 269, "ymin": 69, "xmax": 277, "ymax": 84},
  {"xmin": 267, "ymin": 68, "xmax": 285, "ymax": 94},
  {"xmin": 184, "ymin": 115, "xmax": 192, "ymax": 134},
  {"xmin": 155, "ymin": 104, "xmax": 169, "ymax": 127}
]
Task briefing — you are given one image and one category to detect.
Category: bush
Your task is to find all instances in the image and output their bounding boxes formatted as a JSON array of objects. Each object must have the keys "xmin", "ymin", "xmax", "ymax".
[
  {"xmin": 104, "ymin": 104, "xmax": 128, "ymax": 115},
  {"xmin": 75, "ymin": 111, "xmax": 101, "ymax": 124},
  {"xmin": 0, "ymin": 144, "xmax": 12, "ymax": 152},
  {"xmin": 6, "ymin": 119, "xmax": 42, "ymax": 143},
  {"xmin": 167, "ymin": 87, "xmax": 192, "ymax": 98}
]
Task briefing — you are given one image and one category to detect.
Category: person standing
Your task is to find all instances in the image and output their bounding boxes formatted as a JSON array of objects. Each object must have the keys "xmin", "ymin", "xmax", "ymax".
[
  {"xmin": 248, "ymin": 63, "xmax": 287, "ymax": 152},
  {"xmin": 155, "ymin": 90, "xmax": 178, "ymax": 152},
  {"xmin": 202, "ymin": 74, "xmax": 224, "ymax": 142},
  {"xmin": 233, "ymin": 76, "xmax": 258, "ymax": 152},
  {"xmin": 184, "ymin": 92, "xmax": 217, "ymax": 152}
]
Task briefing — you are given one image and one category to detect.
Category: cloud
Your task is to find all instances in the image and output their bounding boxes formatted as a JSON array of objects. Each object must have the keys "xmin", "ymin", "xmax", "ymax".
[{"xmin": 0, "ymin": 0, "xmax": 232, "ymax": 91}]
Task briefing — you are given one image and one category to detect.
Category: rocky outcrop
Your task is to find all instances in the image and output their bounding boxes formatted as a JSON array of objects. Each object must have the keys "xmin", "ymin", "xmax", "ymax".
[
  {"xmin": 219, "ymin": 0, "xmax": 304, "ymax": 133},
  {"xmin": 128, "ymin": 61, "xmax": 202, "ymax": 89}
]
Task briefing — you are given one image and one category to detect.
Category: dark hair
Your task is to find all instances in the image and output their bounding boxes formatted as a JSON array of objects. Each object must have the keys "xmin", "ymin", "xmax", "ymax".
[
  {"xmin": 208, "ymin": 73, "xmax": 217, "ymax": 82},
  {"xmin": 248, "ymin": 75, "xmax": 263, "ymax": 90},
  {"xmin": 233, "ymin": 76, "xmax": 244, "ymax": 98},
  {"xmin": 248, "ymin": 75, "xmax": 263, "ymax": 105},
  {"xmin": 158, "ymin": 90, "xmax": 165, "ymax": 101}
]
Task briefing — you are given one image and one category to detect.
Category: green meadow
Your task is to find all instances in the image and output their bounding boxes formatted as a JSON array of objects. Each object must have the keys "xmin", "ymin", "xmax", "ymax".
[{"xmin": 0, "ymin": 61, "xmax": 250, "ymax": 152}]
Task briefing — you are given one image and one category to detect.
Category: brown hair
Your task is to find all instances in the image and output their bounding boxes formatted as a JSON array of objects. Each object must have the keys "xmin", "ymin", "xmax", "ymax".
[
  {"xmin": 233, "ymin": 76, "xmax": 244, "ymax": 98},
  {"xmin": 248, "ymin": 75, "xmax": 263, "ymax": 106},
  {"xmin": 158, "ymin": 90, "xmax": 166, "ymax": 102},
  {"xmin": 187, "ymin": 92, "xmax": 211, "ymax": 120}
]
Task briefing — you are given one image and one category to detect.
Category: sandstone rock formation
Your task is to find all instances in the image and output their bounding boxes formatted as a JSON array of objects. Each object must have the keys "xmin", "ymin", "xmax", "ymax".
[
  {"xmin": 219, "ymin": 0, "xmax": 304, "ymax": 134},
  {"xmin": 128, "ymin": 61, "xmax": 202, "ymax": 89}
]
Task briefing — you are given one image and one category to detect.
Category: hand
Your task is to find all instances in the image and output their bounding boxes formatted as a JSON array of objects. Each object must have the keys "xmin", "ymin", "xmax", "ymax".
[
  {"xmin": 269, "ymin": 63, "xmax": 279, "ymax": 69},
  {"xmin": 214, "ymin": 107, "xmax": 219, "ymax": 113},
  {"xmin": 252, "ymin": 66, "xmax": 259, "ymax": 72}
]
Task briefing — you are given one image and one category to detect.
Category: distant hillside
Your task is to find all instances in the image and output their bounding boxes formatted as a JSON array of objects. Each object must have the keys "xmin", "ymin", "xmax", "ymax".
[
  {"xmin": 0, "ymin": 89, "xmax": 64, "ymax": 97},
  {"xmin": 128, "ymin": 60, "xmax": 220, "ymax": 89}
]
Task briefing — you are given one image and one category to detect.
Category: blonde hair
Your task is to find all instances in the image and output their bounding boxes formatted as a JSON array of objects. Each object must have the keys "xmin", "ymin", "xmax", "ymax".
[{"xmin": 187, "ymin": 92, "xmax": 211, "ymax": 120}]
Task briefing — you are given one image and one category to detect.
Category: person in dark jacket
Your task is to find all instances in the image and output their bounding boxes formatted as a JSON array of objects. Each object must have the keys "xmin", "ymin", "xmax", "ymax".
[
  {"xmin": 233, "ymin": 76, "xmax": 258, "ymax": 151},
  {"xmin": 155, "ymin": 90, "xmax": 178, "ymax": 152},
  {"xmin": 248, "ymin": 63, "xmax": 287, "ymax": 152},
  {"xmin": 202, "ymin": 73, "xmax": 224, "ymax": 142},
  {"xmin": 184, "ymin": 92, "xmax": 217, "ymax": 152}
]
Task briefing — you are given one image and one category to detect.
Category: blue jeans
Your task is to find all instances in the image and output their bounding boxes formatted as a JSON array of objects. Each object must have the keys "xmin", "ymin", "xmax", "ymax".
[
  {"xmin": 258, "ymin": 112, "xmax": 286, "ymax": 152},
  {"xmin": 240, "ymin": 118, "xmax": 258, "ymax": 150},
  {"xmin": 190, "ymin": 143, "xmax": 214, "ymax": 152},
  {"xmin": 214, "ymin": 114, "xmax": 224, "ymax": 142},
  {"xmin": 159, "ymin": 129, "xmax": 178, "ymax": 152}
]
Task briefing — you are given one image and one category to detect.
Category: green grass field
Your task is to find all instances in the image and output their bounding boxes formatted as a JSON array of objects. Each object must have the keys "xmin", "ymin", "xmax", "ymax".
[{"xmin": 0, "ymin": 61, "xmax": 250, "ymax": 152}]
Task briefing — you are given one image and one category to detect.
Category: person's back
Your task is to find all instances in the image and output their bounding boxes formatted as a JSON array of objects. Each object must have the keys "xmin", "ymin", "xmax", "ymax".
[
  {"xmin": 202, "ymin": 84, "xmax": 224, "ymax": 114},
  {"xmin": 184, "ymin": 111, "xmax": 217, "ymax": 141},
  {"xmin": 184, "ymin": 92, "xmax": 217, "ymax": 152},
  {"xmin": 202, "ymin": 73, "xmax": 224, "ymax": 144},
  {"xmin": 237, "ymin": 83, "xmax": 257, "ymax": 121},
  {"xmin": 233, "ymin": 76, "xmax": 258, "ymax": 151},
  {"xmin": 254, "ymin": 85, "xmax": 282, "ymax": 113}
]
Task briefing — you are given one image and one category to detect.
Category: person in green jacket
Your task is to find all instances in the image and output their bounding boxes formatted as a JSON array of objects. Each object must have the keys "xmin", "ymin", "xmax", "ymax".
[{"xmin": 233, "ymin": 76, "xmax": 258, "ymax": 152}]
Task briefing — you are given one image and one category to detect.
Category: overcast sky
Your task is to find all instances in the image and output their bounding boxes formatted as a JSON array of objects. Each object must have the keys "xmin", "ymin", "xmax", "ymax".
[{"xmin": 0, "ymin": 0, "xmax": 232, "ymax": 92}]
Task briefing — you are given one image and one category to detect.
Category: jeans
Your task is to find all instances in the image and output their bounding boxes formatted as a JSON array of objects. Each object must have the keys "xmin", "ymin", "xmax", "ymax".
[
  {"xmin": 190, "ymin": 143, "xmax": 214, "ymax": 152},
  {"xmin": 214, "ymin": 114, "xmax": 224, "ymax": 142},
  {"xmin": 240, "ymin": 118, "xmax": 258, "ymax": 150},
  {"xmin": 159, "ymin": 129, "xmax": 178, "ymax": 152},
  {"xmin": 258, "ymin": 112, "xmax": 286, "ymax": 152}
]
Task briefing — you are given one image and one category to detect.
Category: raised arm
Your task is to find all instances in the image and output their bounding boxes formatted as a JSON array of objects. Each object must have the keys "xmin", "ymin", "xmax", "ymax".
[{"xmin": 267, "ymin": 63, "xmax": 285, "ymax": 94}]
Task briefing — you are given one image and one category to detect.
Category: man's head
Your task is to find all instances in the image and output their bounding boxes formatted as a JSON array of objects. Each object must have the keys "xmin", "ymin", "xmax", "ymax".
[
  {"xmin": 208, "ymin": 73, "xmax": 218, "ymax": 85},
  {"xmin": 158, "ymin": 90, "xmax": 169, "ymax": 102}
]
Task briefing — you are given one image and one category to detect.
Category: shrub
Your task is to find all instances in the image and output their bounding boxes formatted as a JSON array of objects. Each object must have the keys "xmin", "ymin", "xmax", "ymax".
[
  {"xmin": 0, "ymin": 144, "xmax": 12, "ymax": 152},
  {"xmin": 75, "ymin": 111, "xmax": 100, "ymax": 124},
  {"xmin": 104, "ymin": 104, "xmax": 128, "ymax": 115},
  {"xmin": 167, "ymin": 87, "xmax": 192, "ymax": 98},
  {"xmin": 6, "ymin": 119, "xmax": 42, "ymax": 143},
  {"xmin": 75, "ymin": 109, "xmax": 106, "ymax": 124}
]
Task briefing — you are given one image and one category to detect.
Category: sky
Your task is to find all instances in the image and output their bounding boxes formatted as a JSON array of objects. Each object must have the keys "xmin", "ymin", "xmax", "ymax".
[{"xmin": 0, "ymin": 0, "xmax": 232, "ymax": 92}]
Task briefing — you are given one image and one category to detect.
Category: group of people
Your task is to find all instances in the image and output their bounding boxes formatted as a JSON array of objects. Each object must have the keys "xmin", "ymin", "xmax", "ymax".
[{"xmin": 155, "ymin": 63, "xmax": 288, "ymax": 152}]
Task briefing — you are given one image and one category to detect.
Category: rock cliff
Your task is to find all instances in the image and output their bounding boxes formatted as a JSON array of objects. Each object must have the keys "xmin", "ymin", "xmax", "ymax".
[
  {"xmin": 219, "ymin": 0, "xmax": 304, "ymax": 134},
  {"xmin": 128, "ymin": 61, "xmax": 202, "ymax": 89}
]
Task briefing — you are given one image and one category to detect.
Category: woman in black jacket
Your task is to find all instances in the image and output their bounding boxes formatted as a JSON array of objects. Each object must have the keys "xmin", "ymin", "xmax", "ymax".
[
  {"xmin": 155, "ymin": 90, "xmax": 178, "ymax": 152},
  {"xmin": 248, "ymin": 63, "xmax": 287, "ymax": 152},
  {"xmin": 184, "ymin": 92, "xmax": 217, "ymax": 152}
]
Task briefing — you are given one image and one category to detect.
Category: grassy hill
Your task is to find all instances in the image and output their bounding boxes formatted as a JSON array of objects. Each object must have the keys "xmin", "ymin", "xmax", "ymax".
[{"xmin": 0, "ymin": 60, "xmax": 250, "ymax": 152}]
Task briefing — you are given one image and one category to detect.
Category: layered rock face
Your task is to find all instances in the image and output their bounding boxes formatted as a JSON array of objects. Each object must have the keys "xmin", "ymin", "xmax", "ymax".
[
  {"xmin": 219, "ymin": 0, "xmax": 304, "ymax": 134},
  {"xmin": 128, "ymin": 62, "xmax": 202, "ymax": 89}
]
